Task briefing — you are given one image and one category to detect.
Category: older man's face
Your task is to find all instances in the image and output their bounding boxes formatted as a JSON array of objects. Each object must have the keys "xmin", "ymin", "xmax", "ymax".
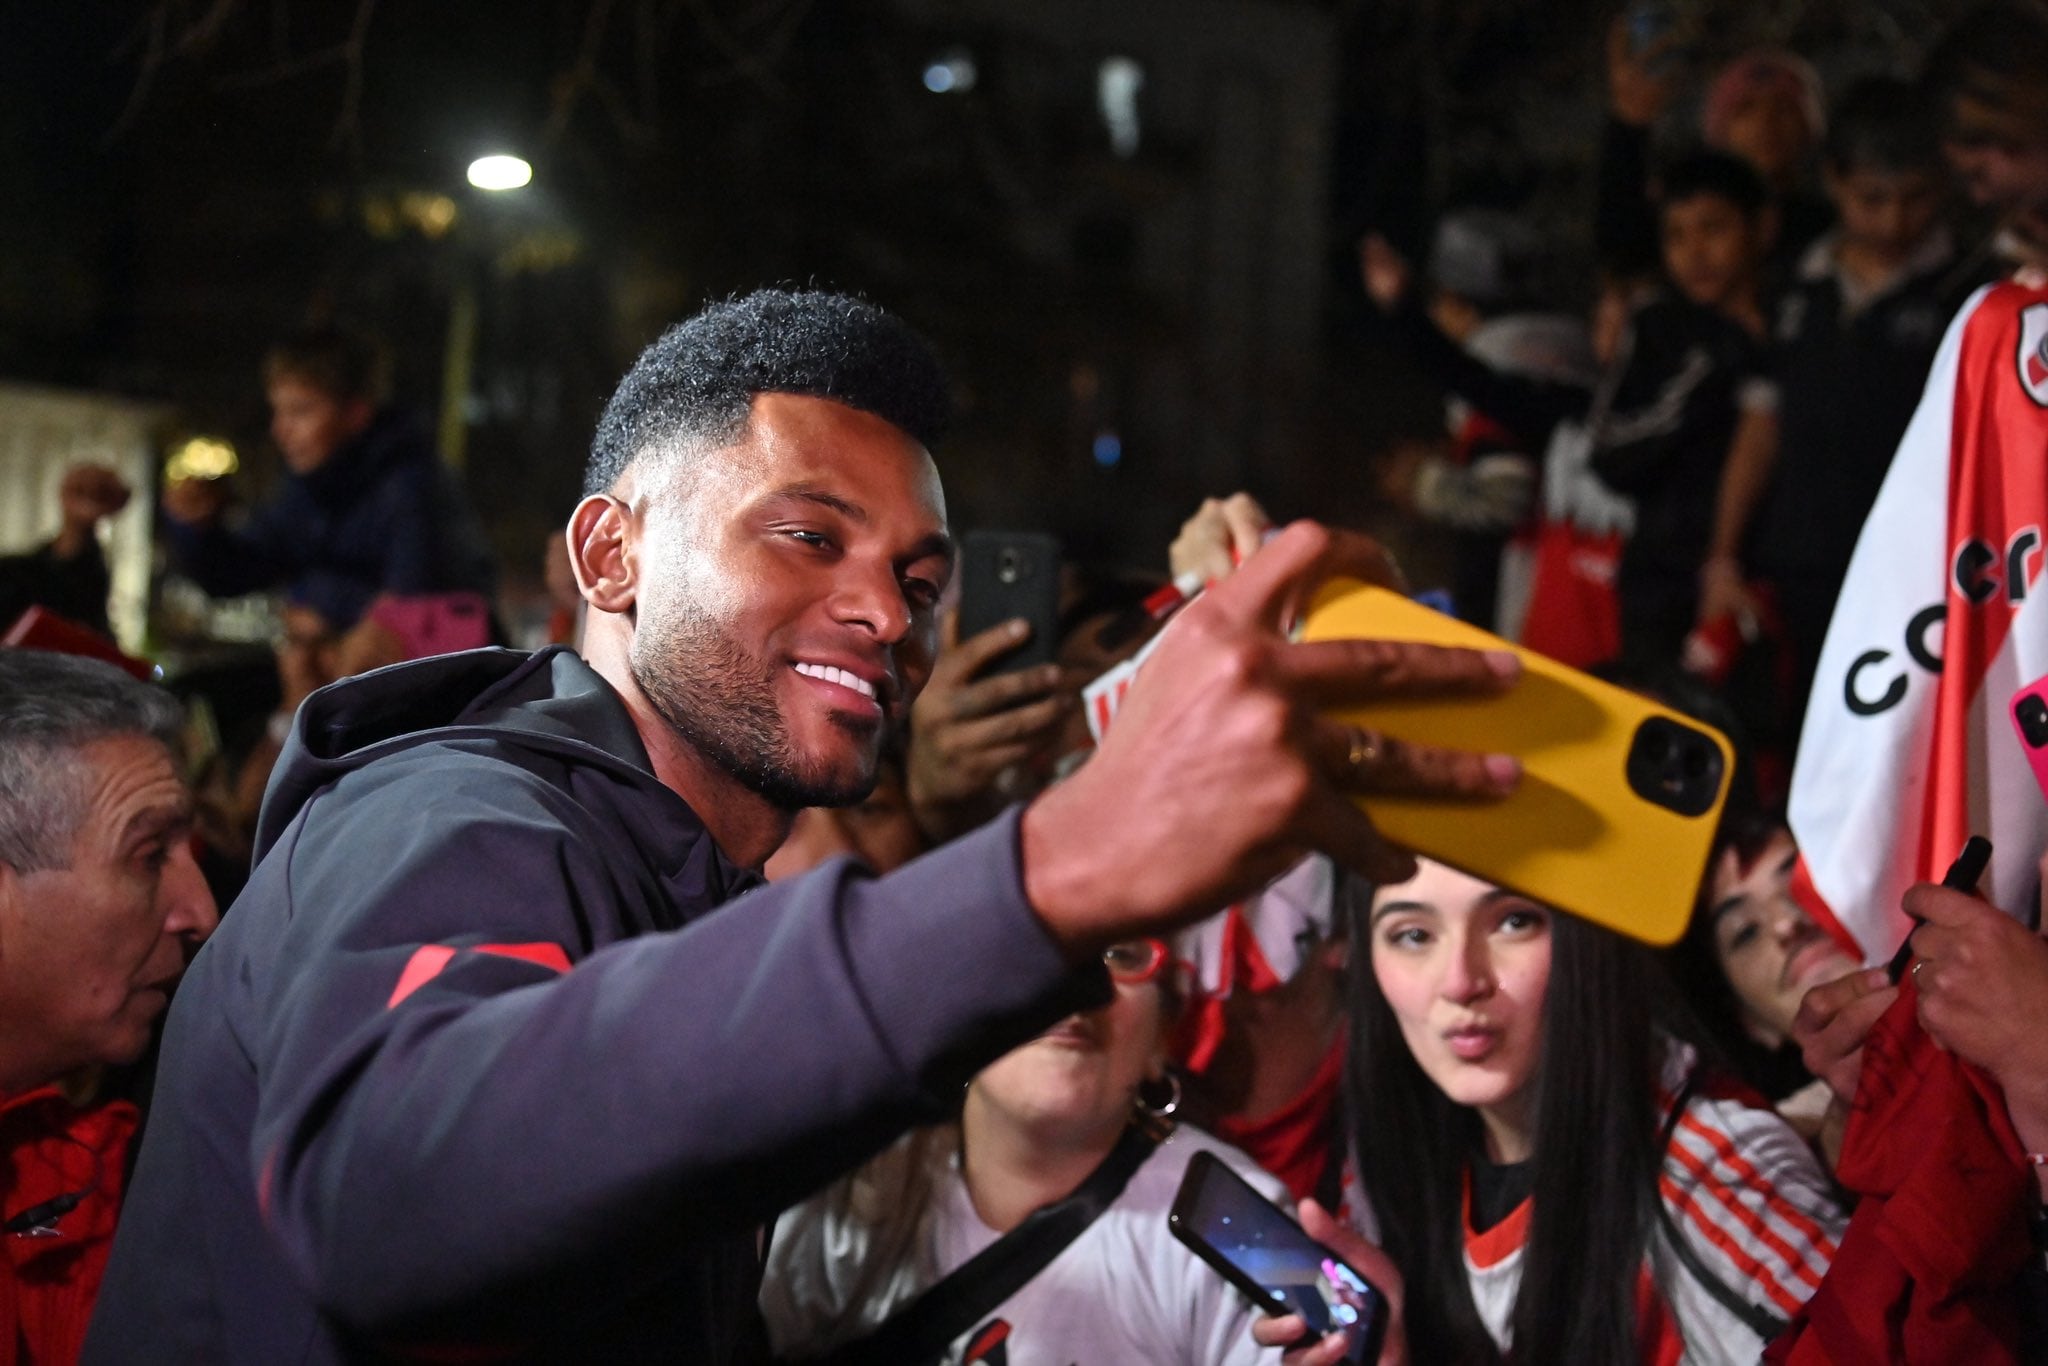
[{"xmin": 0, "ymin": 735, "xmax": 217, "ymax": 1089}]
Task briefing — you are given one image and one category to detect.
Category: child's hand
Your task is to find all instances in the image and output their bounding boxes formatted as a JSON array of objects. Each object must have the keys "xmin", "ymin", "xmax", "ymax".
[
  {"xmin": 1357, "ymin": 235, "xmax": 1413, "ymax": 314},
  {"xmin": 1605, "ymin": 14, "xmax": 1679, "ymax": 128}
]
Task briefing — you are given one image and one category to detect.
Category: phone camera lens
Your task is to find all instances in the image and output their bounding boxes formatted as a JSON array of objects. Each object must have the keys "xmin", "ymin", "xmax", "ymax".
[{"xmin": 2020, "ymin": 695, "xmax": 2048, "ymax": 748}]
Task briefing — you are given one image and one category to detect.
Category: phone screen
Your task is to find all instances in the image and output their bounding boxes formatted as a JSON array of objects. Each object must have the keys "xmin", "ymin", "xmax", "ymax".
[{"xmin": 1170, "ymin": 1153, "xmax": 1383, "ymax": 1363}]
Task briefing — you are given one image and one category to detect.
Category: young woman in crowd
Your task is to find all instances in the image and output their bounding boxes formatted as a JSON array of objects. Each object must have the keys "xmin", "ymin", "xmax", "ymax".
[
  {"xmin": 1260, "ymin": 858, "xmax": 1846, "ymax": 1365},
  {"xmin": 1669, "ymin": 809, "xmax": 1861, "ymax": 1157},
  {"xmin": 761, "ymin": 934, "xmax": 1284, "ymax": 1365}
]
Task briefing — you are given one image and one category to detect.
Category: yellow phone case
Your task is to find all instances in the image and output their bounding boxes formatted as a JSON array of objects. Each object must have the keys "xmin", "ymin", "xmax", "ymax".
[{"xmin": 1302, "ymin": 581, "xmax": 1734, "ymax": 946}]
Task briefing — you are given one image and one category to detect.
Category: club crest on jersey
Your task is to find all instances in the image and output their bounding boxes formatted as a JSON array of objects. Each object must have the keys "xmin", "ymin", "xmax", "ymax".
[{"xmin": 2020, "ymin": 302, "xmax": 2048, "ymax": 406}]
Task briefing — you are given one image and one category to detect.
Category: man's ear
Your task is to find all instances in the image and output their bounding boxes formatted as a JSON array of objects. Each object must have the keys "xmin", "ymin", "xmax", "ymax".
[{"xmin": 567, "ymin": 493, "xmax": 638, "ymax": 614}]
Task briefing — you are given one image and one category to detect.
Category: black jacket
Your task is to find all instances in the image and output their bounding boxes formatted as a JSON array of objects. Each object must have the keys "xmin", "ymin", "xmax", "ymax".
[
  {"xmin": 162, "ymin": 411, "xmax": 496, "ymax": 630},
  {"xmin": 87, "ymin": 648, "xmax": 1101, "ymax": 1363}
]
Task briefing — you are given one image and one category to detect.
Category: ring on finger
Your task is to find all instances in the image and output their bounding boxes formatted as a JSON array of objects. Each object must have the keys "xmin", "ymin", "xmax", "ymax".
[
  {"xmin": 1347, "ymin": 727, "xmax": 1382, "ymax": 774},
  {"xmin": 1913, "ymin": 958, "xmax": 1931, "ymax": 982}
]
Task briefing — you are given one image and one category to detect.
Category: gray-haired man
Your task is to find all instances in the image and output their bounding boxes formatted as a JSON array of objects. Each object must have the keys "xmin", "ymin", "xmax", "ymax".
[{"xmin": 0, "ymin": 648, "xmax": 218, "ymax": 1093}]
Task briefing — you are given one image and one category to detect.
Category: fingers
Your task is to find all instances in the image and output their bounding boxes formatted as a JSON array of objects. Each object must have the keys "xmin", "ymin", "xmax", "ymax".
[
  {"xmin": 943, "ymin": 662, "xmax": 1065, "ymax": 722},
  {"xmin": 1902, "ymin": 881, "xmax": 1995, "ymax": 927},
  {"xmin": 1213, "ymin": 522, "xmax": 1407, "ymax": 628},
  {"xmin": 1170, "ymin": 493, "xmax": 1270, "ymax": 585},
  {"xmin": 1276, "ymin": 636, "xmax": 1521, "ymax": 708},
  {"xmin": 940, "ymin": 617, "xmax": 1039, "ymax": 682},
  {"xmin": 1311, "ymin": 718, "xmax": 1519, "ymax": 800},
  {"xmin": 1793, "ymin": 967, "xmax": 1896, "ymax": 1096},
  {"xmin": 1218, "ymin": 492, "xmax": 1272, "ymax": 565},
  {"xmin": 1295, "ymin": 785, "xmax": 1417, "ymax": 887},
  {"xmin": 1792, "ymin": 966, "xmax": 1891, "ymax": 1040},
  {"xmin": 947, "ymin": 691, "xmax": 1071, "ymax": 750}
]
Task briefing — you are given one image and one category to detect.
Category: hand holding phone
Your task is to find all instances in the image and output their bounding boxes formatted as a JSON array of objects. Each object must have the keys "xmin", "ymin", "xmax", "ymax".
[
  {"xmin": 1302, "ymin": 582, "xmax": 1733, "ymax": 947},
  {"xmin": 905, "ymin": 606, "xmax": 1073, "ymax": 844},
  {"xmin": 1170, "ymin": 1151, "xmax": 1388, "ymax": 1364}
]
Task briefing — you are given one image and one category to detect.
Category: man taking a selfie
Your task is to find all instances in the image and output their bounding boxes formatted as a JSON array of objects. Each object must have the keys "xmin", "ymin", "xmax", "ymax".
[{"xmin": 91, "ymin": 289, "xmax": 1523, "ymax": 1363}]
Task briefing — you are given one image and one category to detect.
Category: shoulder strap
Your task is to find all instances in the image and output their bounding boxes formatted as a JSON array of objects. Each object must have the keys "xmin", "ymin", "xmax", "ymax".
[
  {"xmin": 1652, "ymin": 1068, "xmax": 1792, "ymax": 1342},
  {"xmin": 804, "ymin": 1124, "xmax": 1160, "ymax": 1366}
]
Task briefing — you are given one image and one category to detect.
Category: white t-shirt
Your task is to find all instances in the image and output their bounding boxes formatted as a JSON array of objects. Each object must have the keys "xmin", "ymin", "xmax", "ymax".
[{"xmin": 762, "ymin": 1124, "xmax": 1287, "ymax": 1366}]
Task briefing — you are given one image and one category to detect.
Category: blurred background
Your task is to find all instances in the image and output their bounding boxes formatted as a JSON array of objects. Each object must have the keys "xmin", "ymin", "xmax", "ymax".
[{"xmin": 0, "ymin": 0, "xmax": 1969, "ymax": 646}]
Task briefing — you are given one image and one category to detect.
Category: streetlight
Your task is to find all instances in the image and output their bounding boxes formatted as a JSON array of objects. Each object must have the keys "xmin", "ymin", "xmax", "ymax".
[{"xmin": 466, "ymin": 154, "xmax": 533, "ymax": 192}]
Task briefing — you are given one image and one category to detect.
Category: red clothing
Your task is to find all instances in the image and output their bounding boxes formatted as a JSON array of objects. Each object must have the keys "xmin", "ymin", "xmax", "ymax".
[
  {"xmin": 1210, "ymin": 1033, "xmax": 1345, "ymax": 1202},
  {"xmin": 1764, "ymin": 979, "xmax": 2033, "ymax": 1364},
  {"xmin": 1, "ymin": 1088, "xmax": 138, "ymax": 1366}
]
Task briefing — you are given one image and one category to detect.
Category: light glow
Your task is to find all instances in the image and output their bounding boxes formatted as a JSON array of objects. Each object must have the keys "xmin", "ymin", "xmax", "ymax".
[
  {"xmin": 466, "ymin": 155, "xmax": 533, "ymax": 192},
  {"xmin": 164, "ymin": 436, "xmax": 238, "ymax": 483}
]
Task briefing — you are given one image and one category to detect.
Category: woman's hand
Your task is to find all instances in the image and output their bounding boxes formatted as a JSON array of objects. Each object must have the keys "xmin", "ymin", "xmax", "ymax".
[{"xmin": 1250, "ymin": 1200, "xmax": 1407, "ymax": 1366}]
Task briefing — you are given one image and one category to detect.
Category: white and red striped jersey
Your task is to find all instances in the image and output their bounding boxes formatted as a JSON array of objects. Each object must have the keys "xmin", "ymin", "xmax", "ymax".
[{"xmin": 1345, "ymin": 1046, "xmax": 1846, "ymax": 1364}]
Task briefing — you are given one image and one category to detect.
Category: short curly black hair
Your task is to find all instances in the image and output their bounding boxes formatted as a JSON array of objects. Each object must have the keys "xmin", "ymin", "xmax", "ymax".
[{"xmin": 584, "ymin": 288, "xmax": 951, "ymax": 496}]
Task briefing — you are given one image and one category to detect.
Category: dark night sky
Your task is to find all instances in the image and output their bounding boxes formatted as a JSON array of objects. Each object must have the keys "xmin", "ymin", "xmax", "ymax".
[{"xmin": 0, "ymin": 0, "xmax": 1967, "ymax": 575}]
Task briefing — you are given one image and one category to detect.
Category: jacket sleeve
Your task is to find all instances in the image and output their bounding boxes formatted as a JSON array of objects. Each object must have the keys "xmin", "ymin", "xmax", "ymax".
[
  {"xmin": 246, "ymin": 760, "xmax": 1103, "ymax": 1337},
  {"xmin": 1594, "ymin": 115, "xmax": 1661, "ymax": 277},
  {"xmin": 1387, "ymin": 296, "xmax": 1589, "ymax": 448},
  {"xmin": 161, "ymin": 500, "xmax": 302, "ymax": 599},
  {"xmin": 1588, "ymin": 312, "xmax": 1716, "ymax": 497}
]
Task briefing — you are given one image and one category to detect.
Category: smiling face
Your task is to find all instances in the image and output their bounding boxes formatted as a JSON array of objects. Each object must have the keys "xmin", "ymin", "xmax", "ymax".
[
  {"xmin": 1705, "ymin": 831, "xmax": 1857, "ymax": 1049},
  {"xmin": 627, "ymin": 392, "xmax": 951, "ymax": 810},
  {"xmin": 0, "ymin": 735, "xmax": 218, "ymax": 1091},
  {"xmin": 1370, "ymin": 860, "xmax": 1552, "ymax": 1161}
]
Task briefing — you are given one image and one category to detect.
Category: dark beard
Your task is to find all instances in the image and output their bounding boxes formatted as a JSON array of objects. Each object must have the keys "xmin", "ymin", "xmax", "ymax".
[{"xmin": 630, "ymin": 597, "xmax": 877, "ymax": 810}]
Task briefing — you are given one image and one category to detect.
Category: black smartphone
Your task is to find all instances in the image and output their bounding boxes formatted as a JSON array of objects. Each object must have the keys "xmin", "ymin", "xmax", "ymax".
[
  {"xmin": 1886, "ymin": 835, "xmax": 1992, "ymax": 983},
  {"xmin": 1168, "ymin": 1150, "xmax": 1387, "ymax": 1364},
  {"xmin": 956, "ymin": 530, "xmax": 1062, "ymax": 674}
]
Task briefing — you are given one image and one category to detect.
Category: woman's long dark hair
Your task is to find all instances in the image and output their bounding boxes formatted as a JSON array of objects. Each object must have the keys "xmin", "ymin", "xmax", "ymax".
[{"xmin": 1346, "ymin": 897, "xmax": 1665, "ymax": 1365}]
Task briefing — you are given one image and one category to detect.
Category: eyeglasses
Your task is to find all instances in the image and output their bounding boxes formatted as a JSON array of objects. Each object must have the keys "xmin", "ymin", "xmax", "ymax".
[{"xmin": 1103, "ymin": 939, "xmax": 1170, "ymax": 985}]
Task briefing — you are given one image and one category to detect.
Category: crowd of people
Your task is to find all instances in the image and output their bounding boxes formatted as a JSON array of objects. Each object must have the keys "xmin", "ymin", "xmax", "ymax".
[{"xmin": 6, "ymin": 4, "xmax": 2048, "ymax": 1364}]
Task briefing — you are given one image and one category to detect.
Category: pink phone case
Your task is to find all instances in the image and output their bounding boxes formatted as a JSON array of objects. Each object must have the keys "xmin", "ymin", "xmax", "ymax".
[{"xmin": 2010, "ymin": 672, "xmax": 2048, "ymax": 803}]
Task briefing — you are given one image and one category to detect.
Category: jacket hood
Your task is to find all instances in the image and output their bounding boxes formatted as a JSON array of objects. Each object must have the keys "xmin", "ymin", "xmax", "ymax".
[{"xmin": 253, "ymin": 646, "xmax": 666, "ymax": 861}]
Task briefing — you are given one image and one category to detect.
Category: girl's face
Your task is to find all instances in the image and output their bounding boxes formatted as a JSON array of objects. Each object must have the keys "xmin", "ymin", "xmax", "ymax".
[
  {"xmin": 968, "ymin": 954, "xmax": 1167, "ymax": 1147},
  {"xmin": 1705, "ymin": 830, "xmax": 1858, "ymax": 1048},
  {"xmin": 1370, "ymin": 860, "xmax": 1552, "ymax": 1153}
]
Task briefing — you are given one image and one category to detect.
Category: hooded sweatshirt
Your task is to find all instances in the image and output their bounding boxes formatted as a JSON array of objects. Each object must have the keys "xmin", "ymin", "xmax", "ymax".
[{"xmin": 86, "ymin": 647, "xmax": 1102, "ymax": 1364}]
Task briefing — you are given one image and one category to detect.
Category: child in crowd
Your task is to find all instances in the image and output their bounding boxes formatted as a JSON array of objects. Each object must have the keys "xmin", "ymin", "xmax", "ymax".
[
  {"xmin": 1701, "ymin": 76, "xmax": 1982, "ymax": 739},
  {"xmin": 1257, "ymin": 860, "xmax": 1845, "ymax": 1365},
  {"xmin": 1590, "ymin": 150, "xmax": 1778, "ymax": 669},
  {"xmin": 1600, "ymin": 30, "xmax": 1832, "ymax": 284},
  {"xmin": 1359, "ymin": 212, "xmax": 1603, "ymax": 638}
]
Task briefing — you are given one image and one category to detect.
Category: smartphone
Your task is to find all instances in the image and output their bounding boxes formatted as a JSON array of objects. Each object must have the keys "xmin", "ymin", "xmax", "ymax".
[
  {"xmin": 956, "ymin": 530, "xmax": 1062, "ymax": 674},
  {"xmin": 1886, "ymin": 835, "xmax": 1992, "ymax": 983},
  {"xmin": 1301, "ymin": 581, "xmax": 1734, "ymax": 946},
  {"xmin": 2012, "ymin": 673, "xmax": 2048, "ymax": 805},
  {"xmin": 1169, "ymin": 1150, "xmax": 1386, "ymax": 1364}
]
